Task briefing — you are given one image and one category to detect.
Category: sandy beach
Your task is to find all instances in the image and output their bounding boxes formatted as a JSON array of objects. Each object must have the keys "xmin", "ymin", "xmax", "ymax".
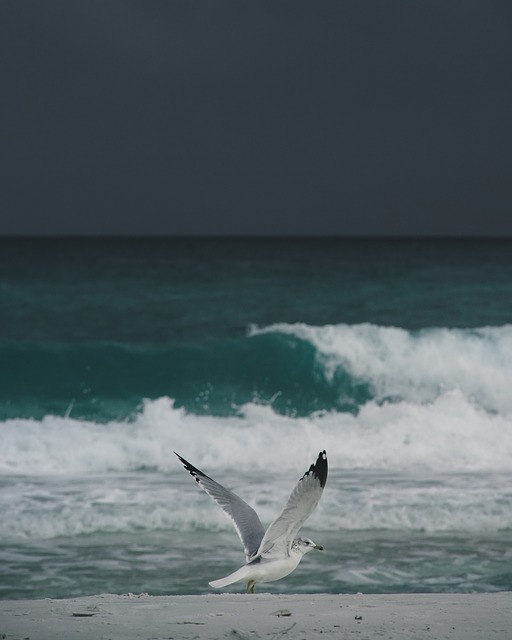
[{"xmin": 1, "ymin": 592, "xmax": 510, "ymax": 640}]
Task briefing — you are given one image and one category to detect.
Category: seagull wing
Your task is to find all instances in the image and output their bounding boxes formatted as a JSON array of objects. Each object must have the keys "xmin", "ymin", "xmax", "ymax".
[
  {"xmin": 254, "ymin": 450, "xmax": 328, "ymax": 560},
  {"xmin": 174, "ymin": 452, "xmax": 266, "ymax": 561}
]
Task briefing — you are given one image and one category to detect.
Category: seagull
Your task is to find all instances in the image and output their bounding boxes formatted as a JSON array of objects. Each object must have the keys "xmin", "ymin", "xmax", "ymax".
[{"xmin": 174, "ymin": 450, "xmax": 328, "ymax": 593}]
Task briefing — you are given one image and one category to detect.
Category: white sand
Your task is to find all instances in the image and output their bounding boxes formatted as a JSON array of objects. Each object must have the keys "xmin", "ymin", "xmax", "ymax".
[{"xmin": 1, "ymin": 592, "xmax": 511, "ymax": 640}]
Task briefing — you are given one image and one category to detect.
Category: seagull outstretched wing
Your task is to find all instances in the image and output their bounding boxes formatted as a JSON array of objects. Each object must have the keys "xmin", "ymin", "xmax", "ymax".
[
  {"xmin": 254, "ymin": 450, "xmax": 328, "ymax": 560},
  {"xmin": 174, "ymin": 452, "xmax": 266, "ymax": 561}
]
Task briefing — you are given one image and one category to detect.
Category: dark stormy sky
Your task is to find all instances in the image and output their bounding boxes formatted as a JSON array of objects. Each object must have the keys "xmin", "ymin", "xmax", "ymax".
[{"xmin": 2, "ymin": 1, "xmax": 512, "ymax": 236}]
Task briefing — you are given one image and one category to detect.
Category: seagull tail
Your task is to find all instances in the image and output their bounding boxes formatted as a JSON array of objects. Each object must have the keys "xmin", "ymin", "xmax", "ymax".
[{"xmin": 209, "ymin": 565, "xmax": 252, "ymax": 589}]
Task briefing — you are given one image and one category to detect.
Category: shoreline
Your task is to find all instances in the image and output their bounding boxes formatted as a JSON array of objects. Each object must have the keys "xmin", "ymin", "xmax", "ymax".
[{"xmin": 1, "ymin": 592, "xmax": 511, "ymax": 640}]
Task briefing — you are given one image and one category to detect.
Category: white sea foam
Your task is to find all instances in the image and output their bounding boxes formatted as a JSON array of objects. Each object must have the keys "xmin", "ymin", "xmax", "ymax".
[
  {"xmin": 1, "ymin": 391, "xmax": 512, "ymax": 477},
  {"xmin": 0, "ymin": 396, "xmax": 511, "ymax": 539},
  {"xmin": 251, "ymin": 322, "xmax": 512, "ymax": 414},
  {"xmin": 2, "ymin": 467, "xmax": 511, "ymax": 541}
]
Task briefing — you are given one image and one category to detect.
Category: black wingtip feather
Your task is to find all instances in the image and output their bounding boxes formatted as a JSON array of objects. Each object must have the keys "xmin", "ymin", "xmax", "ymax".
[
  {"xmin": 303, "ymin": 450, "xmax": 328, "ymax": 488},
  {"xmin": 174, "ymin": 451, "xmax": 214, "ymax": 483}
]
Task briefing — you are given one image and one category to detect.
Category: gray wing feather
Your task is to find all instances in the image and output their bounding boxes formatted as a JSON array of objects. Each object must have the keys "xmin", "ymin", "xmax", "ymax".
[
  {"xmin": 174, "ymin": 452, "xmax": 265, "ymax": 561},
  {"xmin": 255, "ymin": 450, "xmax": 328, "ymax": 560}
]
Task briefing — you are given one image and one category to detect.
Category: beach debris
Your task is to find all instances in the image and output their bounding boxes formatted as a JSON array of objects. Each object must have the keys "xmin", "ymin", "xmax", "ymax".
[
  {"xmin": 271, "ymin": 609, "xmax": 292, "ymax": 617},
  {"xmin": 271, "ymin": 622, "xmax": 296, "ymax": 640},
  {"xmin": 229, "ymin": 629, "xmax": 259, "ymax": 640},
  {"xmin": 71, "ymin": 605, "xmax": 100, "ymax": 617}
]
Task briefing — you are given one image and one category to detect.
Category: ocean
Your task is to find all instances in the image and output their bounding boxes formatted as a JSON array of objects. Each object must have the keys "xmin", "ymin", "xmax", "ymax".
[{"xmin": 1, "ymin": 237, "xmax": 511, "ymax": 599}]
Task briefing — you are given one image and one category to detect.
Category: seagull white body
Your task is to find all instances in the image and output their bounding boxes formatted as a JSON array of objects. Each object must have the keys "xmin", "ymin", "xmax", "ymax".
[
  {"xmin": 208, "ymin": 538, "xmax": 319, "ymax": 590},
  {"xmin": 175, "ymin": 450, "xmax": 328, "ymax": 592}
]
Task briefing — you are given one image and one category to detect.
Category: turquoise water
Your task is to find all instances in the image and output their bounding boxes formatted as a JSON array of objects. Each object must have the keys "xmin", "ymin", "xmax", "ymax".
[{"xmin": 1, "ymin": 238, "xmax": 512, "ymax": 598}]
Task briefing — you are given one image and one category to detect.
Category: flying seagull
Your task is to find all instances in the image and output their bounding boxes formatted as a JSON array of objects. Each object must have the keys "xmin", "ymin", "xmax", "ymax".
[{"xmin": 174, "ymin": 450, "xmax": 328, "ymax": 593}]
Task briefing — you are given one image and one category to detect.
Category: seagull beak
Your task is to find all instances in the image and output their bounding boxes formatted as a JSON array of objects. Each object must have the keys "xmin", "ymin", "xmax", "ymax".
[{"xmin": 314, "ymin": 544, "xmax": 324, "ymax": 551}]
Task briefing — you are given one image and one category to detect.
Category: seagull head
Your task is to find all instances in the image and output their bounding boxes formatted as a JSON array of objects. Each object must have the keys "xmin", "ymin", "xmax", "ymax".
[{"xmin": 296, "ymin": 537, "xmax": 324, "ymax": 555}]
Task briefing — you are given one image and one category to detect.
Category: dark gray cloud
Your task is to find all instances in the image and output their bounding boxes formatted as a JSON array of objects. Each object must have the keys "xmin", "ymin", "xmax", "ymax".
[{"xmin": 2, "ymin": 1, "xmax": 512, "ymax": 235}]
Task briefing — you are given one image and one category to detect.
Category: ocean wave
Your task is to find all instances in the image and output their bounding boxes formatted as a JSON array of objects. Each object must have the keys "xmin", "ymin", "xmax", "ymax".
[
  {"xmin": 0, "ymin": 334, "xmax": 342, "ymax": 420},
  {"xmin": 5, "ymin": 322, "xmax": 512, "ymax": 422},
  {"xmin": 1, "ymin": 392, "xmax": 512, "ymax": 476},
  {"xmin": 251, "ymin": 323, "xmax": 512, "ymax": 414}
]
